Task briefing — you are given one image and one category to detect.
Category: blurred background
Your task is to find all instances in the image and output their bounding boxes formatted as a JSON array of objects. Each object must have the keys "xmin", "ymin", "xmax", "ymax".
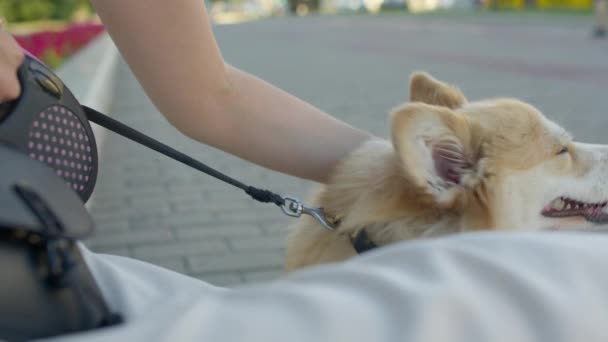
[
  {"xmin": 1, "ymin": 1, "xmax": 607, "ymax": 287},
  {"xmin": 1, "ymin": 1, "xmax": 101, "ymax": 68},
  {"xmin": 2, "ymin": 0, "xmax": 605, "ymax": 55}
]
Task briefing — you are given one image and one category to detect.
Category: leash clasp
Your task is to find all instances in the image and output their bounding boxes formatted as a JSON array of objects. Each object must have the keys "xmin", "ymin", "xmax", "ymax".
[{"xmin": 281, "ymin": 196, "xmax": 336, "ymax": 231}]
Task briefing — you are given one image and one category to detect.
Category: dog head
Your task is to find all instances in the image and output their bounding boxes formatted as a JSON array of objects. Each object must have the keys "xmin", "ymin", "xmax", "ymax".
[{"xmin": 393, "ymin": 72, "xmax": 608, "ymax": 232}]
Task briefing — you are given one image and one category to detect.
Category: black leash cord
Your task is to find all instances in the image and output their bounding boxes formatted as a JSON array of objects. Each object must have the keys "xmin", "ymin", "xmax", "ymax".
[{"xmin": 83, "ymin": 106, "xmax": 285, "ymax": 207}]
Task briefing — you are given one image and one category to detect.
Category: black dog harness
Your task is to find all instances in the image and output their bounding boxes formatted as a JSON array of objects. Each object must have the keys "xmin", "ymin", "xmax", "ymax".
[
  {"xmin": 328, "ymin": 217, "xmax": 380, "ymax": 254},
  {"xmin": 350, "ymin": 229, "xmax": 380, "ymax": 254}
]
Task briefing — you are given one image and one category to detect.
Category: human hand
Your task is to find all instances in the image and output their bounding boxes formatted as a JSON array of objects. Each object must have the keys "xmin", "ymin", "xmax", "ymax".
[{"xmin": 0, "ymin": 19, "xmax": 25, "ymax": 103}]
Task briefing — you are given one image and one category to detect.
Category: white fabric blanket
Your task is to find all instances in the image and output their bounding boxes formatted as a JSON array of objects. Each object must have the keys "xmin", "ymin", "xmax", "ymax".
[{"xmin": 38, "ymin": 231, "xmax": 608, "ymax": 342}]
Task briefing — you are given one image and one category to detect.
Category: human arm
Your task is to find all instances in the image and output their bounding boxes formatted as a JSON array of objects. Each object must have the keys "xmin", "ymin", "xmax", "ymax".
[
  {"xmin": 89, "ymin": 0, "xmax": 372, "ymax": 183},
  {"xmin": 0, "ymin": 24, "xmax": 25, "ymax": 103}
]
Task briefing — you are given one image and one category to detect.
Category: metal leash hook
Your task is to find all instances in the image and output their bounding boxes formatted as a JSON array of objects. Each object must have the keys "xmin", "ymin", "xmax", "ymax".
[{"xmin": 280, "ymin": 196, "xmax": 336, "ymax": 231}]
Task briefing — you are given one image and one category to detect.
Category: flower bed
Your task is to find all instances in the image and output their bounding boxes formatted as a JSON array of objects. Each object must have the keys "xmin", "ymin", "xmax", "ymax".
[{"xmin": 14, "ymin": 23, "xmax": 105, "ymax": 69}]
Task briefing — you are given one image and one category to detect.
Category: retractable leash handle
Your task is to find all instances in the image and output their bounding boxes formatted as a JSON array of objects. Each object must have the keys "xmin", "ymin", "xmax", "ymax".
[{"xmin": 0, "ymin": 51, "xmax": 99, "ymax": 203}]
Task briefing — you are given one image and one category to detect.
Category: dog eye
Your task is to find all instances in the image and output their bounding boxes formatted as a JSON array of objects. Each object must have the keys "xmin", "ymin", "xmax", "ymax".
[{"xmin": 557, "ymin": 147, "xmax": 569, "ymax": 155}]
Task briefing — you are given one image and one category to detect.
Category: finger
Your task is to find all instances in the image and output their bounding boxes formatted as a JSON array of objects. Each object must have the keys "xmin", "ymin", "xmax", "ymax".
[
  {"xmin": 0, "ymin": 33, "xmax": 25, "ymax": 67},
  {"xmin": 0, "ymin": 73, "xmax": 21, "ymax": 102}
]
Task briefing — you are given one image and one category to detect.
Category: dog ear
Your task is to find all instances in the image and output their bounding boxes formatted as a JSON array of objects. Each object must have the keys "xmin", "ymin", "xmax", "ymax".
[
  {"xmin": 391, "ymin": 102, "xmax": 476, "ymax": 207},
  {"xmin": 409, "ymin": 72, "xmax": 467, "ymax": 109}
]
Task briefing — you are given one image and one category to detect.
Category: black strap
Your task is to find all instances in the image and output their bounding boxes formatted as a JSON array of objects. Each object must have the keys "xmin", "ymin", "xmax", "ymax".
[
  {"xmin": 83, "ymin": 106, "xmax": 285, "ymax": 207},
  {"xmin": 14, "ymin": 183, "xmax": 123, "ymax": 328},
  {"xmin": 350, "ymin": 229, "xmax": 379, "ymax": 254}
]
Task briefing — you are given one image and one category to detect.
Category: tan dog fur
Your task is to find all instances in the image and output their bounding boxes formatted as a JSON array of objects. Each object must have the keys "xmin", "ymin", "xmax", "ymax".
[{"xmin": 285, "ymin": 72, "xmax": 608, "ymax": 272}]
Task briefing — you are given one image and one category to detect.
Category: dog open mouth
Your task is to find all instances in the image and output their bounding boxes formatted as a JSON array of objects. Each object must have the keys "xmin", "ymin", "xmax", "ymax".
[{"xmin": 542, "ymin": 197, "xmax": 608, "ymax": 224}]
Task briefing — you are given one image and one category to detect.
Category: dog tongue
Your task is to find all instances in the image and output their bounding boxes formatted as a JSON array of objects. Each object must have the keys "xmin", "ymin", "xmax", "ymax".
[{"xmin": 542, "ymin": 203, "xmax": 555, "ymax": 213}]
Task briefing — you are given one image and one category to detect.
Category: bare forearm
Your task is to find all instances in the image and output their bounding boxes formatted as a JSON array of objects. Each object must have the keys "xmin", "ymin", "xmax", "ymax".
[
  {"xmin": 194, "ymin": 65, "xmax": 372, "ymax": 182},
  {"xmin": 91, "ymin": 0, "xmax": 371, "ymax": 182},
  {"xmin": 89, "ymin": 0, "xmax": 229, "ymax": 118}
]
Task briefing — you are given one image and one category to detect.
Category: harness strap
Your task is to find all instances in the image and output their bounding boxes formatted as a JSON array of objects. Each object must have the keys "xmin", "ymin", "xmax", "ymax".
[{"xmin": 350, "ymin": 229, "xmax": 379, "ymax": 254}]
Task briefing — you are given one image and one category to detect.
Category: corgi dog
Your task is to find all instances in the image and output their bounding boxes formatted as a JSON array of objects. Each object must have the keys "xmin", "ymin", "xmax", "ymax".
[{"xmin": 285, "ymin": 72, "xmax": 608, "ymax": 271}]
